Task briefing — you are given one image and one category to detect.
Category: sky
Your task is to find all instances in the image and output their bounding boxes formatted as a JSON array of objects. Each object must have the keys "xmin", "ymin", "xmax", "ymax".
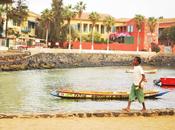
[{"xmin": 27, "ymin": 0, "xmax": 175, "ymax": 18}]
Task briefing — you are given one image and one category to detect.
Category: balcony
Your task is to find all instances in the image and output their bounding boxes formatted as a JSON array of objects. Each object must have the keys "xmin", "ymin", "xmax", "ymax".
[{"xmin": 21, "ymin": 28, "xmax": 31, "ymax": 33}]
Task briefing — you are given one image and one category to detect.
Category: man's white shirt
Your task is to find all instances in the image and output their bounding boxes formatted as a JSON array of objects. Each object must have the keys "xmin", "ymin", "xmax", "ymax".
[{"xmin": 133, "ymin": 65, "xmax": 144, "ymax": 86}]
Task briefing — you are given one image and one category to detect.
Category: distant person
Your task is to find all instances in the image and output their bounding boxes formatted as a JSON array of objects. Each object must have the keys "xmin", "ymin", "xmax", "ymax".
[{"xmin": 123, "ymin": 56, "xmax": 147, "ymax": 112}]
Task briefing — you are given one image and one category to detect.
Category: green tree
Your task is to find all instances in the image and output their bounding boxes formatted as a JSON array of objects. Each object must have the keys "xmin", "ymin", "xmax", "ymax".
[
  {"xmin": 0, "ymin": 6, "xmax": 4, "ymax": 36},
  {"xmin": 0, "ymin": 0, "xmax": 28, "ymax": 46},
  {"xmin": 63, "ymin": 5, "xmax": 76, "ymax": 49},
  {"xmin": 0, "ymin": 0, "xmax": 12, "ymax": 44},
  {"xmin": 89, "ymin": 12, "xmax": 100, "ymax": 50},
  {"xmin": 148, "ymin": 17, "xmax": 157, "ymax": 51},
  {"xmin": 49, "ymin": 0, "xmax": 64, "ymax": 46},
  {"xmin": 159, "ymin": 26, "xmax": 175, "ymax": 47},
  {"xmin": 168, "ymin": 26, "xmax": 175, "ymax": 44},
  {"xmin": 134, "ymin": 14, "xmax": 145, "ymax": 51},
  {"xmin": 41, "ymin": 9, "xmax": 53, "ymax": 46},
  {"xmin": 0, "ymin": 0, "xmax": 12, "ymax": 4},
  {"xmin": 74, "ymin": 1, "xmax": 86, "ymax": 50},
  {"xmin": 103, "ymin": 16, "xmax": 115, "ymax": 50}
]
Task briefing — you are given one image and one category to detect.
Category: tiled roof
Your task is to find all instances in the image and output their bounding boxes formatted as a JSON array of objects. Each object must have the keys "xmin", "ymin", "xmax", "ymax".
[
  {"xmin": 158, "ymin": 18, "xmax": 175, "ymax": 23},
  {"xmin": 115, "ymin": 18, "xmax": 131, "ymax": 23},
  {"xmin": 73, "ymin": 12, "xmax": 131, "ymax": 23},
  {"xmin": 73, "ymin": 12, "xmax": 112, "ymax": 21}
]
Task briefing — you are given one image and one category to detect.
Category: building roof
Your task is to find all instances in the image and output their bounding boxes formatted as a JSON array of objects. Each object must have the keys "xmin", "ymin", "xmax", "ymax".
[
  {"xmin": 158, "ymin": 18, "xmax": 175, "ymax": 28},
  {"xmin": 158, "ymin": 18, "xmax": 175, "ymax": 23},
  {"xmin": 116, "ymin": 18, "xmax": 131, "ymax": 23},
  {"xmin": 73, "ymin": 12, "xmax": 114, "ymax": 21},
  {"xmin": 73, "ymin": 12, "xmax": 132, "ymax": 23},
  {"xmin": 28, "ymin": 11, "xmax": 40, "ymax": 18}
]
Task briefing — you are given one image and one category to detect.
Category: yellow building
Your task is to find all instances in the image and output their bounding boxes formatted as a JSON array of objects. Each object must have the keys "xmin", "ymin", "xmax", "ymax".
[
  {"xmin": 70, "ymin": 12, "xmax": 128, "ymax": 39},
  {"xmin": 0, "ymin": 11, "xmax": 39, "ymax": 48},
  {"xmin": 8, "ymin": 11, "xmax": 39, "ymax": 38}
]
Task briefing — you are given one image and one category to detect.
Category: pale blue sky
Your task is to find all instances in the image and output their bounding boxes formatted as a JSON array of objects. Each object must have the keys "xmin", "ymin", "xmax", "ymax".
[{"xmin": 27, "ymin": 0, "xmax": 175, "ymax": 18}]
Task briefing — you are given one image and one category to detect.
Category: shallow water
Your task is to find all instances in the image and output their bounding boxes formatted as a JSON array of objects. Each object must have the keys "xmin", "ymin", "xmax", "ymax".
[{"xmin": 0, "ymin": 66, "xmax": 175, "ymax": 113}]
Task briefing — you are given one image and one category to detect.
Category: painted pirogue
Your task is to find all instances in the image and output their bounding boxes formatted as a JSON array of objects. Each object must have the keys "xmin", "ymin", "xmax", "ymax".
[{"xmin": 51, "ymin": 89, "xmax": 169, "ymax": 99}]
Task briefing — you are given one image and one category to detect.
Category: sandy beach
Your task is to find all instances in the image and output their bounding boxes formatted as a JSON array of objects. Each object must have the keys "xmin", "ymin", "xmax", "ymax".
[{"xmin": 0, "ymin": 116, "xmax": 175, "ymax": 130}]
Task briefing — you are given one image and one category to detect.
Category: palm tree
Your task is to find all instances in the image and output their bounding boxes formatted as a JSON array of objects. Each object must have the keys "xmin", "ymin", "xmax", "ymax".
[
  {"xmin": 74, "ymin": 1, "xmax": 86, "ymax": 50},
  {"xmin": 63, "ymin": 5, "xmax": 76, "ymax": 49},
  {"xmin": 134, "ymin": 14, "xmax": 145, "ymax": 52},
  {"xmin": 0, "ymin": 0, "xmax": 28, "ymax": 47},
  {"xmin": 49, "ymin": 0, "xmax": 64, "ymax": 46},
  {"xmin": 89, "ymin": 12, "xmax": 100, "ymax": 50},
  {"xmin": 0, "ymin": 6, "xmax": 4, "ymax": 36},
  {"xmin": 0, "ymin": 0, "xmax": 12, "ymax": 45},
  {"xmin": 0, "ymin": 0, "xmax": 12, "ymax": 4},
  {"xmin": 148, "ymin": 17, "xmax": 157, "ymax": 51},
  {"xmin": 41, "ymin": 9, "xmax": 53, "ymax": 47},
  {"xmin": 103, "ymin": 16, "xmax": 115, "ymax": 51}
]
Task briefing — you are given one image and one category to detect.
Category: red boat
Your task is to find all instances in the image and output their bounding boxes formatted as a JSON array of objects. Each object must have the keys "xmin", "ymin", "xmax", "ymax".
[{"xmin": 160, "ymin": 77, "xmax": 175, "ymax": 86}]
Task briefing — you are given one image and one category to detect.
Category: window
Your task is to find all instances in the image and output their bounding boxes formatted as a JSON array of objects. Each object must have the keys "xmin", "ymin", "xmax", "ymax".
[
  {"xmin": 124, "ymin": 36, "xmax": 134, "ymax": 44},
  {"xmin": 28, "ymin": 21, "xmax": 35, "ymax": 29},
  {"xmin": 13, "ymin": 20, "xmax": 20, "ymax": 26},
  {"xmin": 77, "ymin": 23, "xmax": 80, "ymax": 31},
  {"xmin": 127, "ymin": 25, "xmax": 134, "ymax": 32},
  {"xmin": 95, "ymin": 24, "xmax": 99, "ymax": 32},
  {"xmin": 111, "ymin": 26, "xmax": 116, "ymax": 32},
  {"xmin": 89, "ymin": 24, "xmax": 92, "ymax": 32},
  {"xmin": 83, "ymin": 24, "xmax": 88, "ymax": 32},
  {"xmin": 101, "ymin": 25, "xmax": 104, "ymax": 34}
]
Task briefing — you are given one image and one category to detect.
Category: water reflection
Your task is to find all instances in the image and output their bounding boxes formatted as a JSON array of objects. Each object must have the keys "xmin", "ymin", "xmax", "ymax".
[{"xmin": 0, "ymin": 66, "xmax": 174, "ymax": 113}]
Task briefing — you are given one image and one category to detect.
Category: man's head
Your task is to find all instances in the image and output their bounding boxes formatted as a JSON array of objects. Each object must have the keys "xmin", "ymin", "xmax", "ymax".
[{"xmin": 133, "ymin": 56, "xmax": 141, "ymax": 66}]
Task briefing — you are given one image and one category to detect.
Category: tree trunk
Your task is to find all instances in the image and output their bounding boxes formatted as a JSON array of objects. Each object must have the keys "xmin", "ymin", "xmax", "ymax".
[
  {"xmin": 5, "ymin": 4, "xmax": 8, "ymax": 47},
  {"xmin": 68, "ymin": 24, "xmax": 71, "ymax": 50},
  {"xmin": 45, "ymin": 27, "xmax": 49, "ymax": 47},
  {"xmin": 137, "ymin": 31, "xmax": 140, "ymax": 52},
  {"xmin": 107, "ymin": 32, "xmax": 110, "ymax": 51},
  {"xmin": 91, "ymin": 26, "xmax": 94, "ymax": 50},
  {"xmin": 79, "ymin": 19, "xmax": 82, "ymax": 50},
  {"xmin": 149, "ymin": 33, "xmax": 153, "ymax": 52}
]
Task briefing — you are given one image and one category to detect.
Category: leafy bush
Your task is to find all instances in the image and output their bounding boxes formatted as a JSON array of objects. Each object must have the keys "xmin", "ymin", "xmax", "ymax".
[{"xmin": 151, "ymin": 42, "xmax": 160, "ymax": 53}]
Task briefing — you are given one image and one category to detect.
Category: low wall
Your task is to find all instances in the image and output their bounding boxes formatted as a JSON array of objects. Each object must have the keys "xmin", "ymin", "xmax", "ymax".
[
  {"xmin": 66, "ymin": 42, "xmax": 140, "ymax": 51},
  {"xmin": 0, "ymin": 108, "xmax": 174, "ymax": 119},
  {"xmin": 0, "ymin": 52, "xmax": 175, "ymax": 71}
]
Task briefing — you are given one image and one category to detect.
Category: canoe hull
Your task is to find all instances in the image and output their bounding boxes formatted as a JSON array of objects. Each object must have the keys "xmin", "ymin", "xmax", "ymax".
[{"xmin": 51, "ymin": 90, "xmax": 168, "ymax": 99}]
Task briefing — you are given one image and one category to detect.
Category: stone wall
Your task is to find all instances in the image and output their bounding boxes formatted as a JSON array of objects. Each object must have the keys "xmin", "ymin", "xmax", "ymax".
[
  {"xmin": 0, "ymin": 52, "xmax": 30, "ymax": 71},
  {"xmin": 0, "ymin": 52, "xmax": 175, "ymax": 71},
  {"xmin": 0, "ymin": 108, "xmax": 174, "ymax": 119}
]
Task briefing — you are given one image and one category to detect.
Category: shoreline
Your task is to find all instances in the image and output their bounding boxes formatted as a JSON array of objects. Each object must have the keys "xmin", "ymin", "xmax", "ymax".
[{"xmin": 0, "ymin": 108, "xmax": 174, "ymax": 119}]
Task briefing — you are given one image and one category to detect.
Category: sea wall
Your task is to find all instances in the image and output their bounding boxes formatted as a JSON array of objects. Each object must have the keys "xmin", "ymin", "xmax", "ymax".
[
  {"xmin": 0, "ymin": 108, "xmax": 174, "ymax": 119},
  {"xmin": 0, "ymin": 52, "xmax": 175, "ymax": 71},
  {"xmin": 0, "ymin": 52, "xmax": 30, "ymax": 71}
]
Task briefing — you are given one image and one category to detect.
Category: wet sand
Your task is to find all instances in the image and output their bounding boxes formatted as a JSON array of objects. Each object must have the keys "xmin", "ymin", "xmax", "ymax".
[{"xmin": 0, "ymin": 116, "xmax": 174, "ymax": 130}]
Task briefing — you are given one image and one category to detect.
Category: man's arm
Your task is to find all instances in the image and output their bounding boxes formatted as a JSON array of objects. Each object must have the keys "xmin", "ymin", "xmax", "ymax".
[{"xmin": 139, "ymin": 74, "xmax": 146, "ymax": 88}]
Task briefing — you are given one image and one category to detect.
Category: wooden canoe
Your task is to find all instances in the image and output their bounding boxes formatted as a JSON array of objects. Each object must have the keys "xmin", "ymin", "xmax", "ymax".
[
  {"xmin": 126, "ymin": 69, "xmax": 157, "ymax": 74},
  {"xmin": 51, "ymin": 90, "xmax": 169, "ymax": 99}
]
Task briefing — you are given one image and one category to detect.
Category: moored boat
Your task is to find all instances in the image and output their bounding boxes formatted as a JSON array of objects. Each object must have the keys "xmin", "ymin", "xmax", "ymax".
[
  {"xmin": 51, "ymin": 89, "xmax": 168, "ymax": 99},
  {"xmin": 160, "ymin": 77, "xmax": 175, "ymax": 86},
  {"xmin": 126, "ymin": 69, "xmax": 157, "ymax": 74},
  {"xmin": 154, "ymin": 77, "xmax": 175, "ymax": 87}
]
